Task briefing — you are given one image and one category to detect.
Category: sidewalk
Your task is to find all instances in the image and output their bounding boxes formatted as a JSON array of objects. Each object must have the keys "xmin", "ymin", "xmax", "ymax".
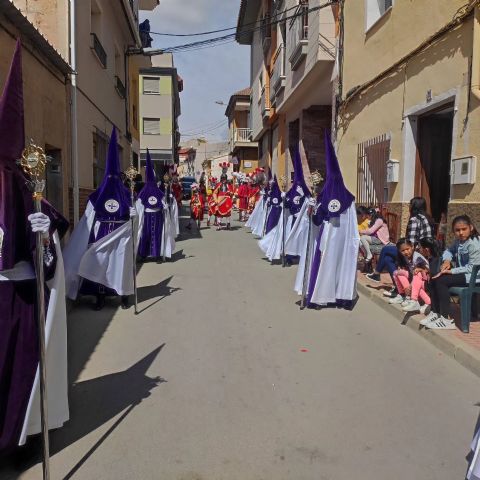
[{"xmin": 357, "ymin": 272, "xmax": 480, "ymax": 378}]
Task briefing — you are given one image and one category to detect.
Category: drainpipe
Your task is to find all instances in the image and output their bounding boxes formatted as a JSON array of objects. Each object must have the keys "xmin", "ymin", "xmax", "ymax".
[
  {"xmin": 69, "ymin": 0, "xmax": 79, "ymax": 224},
  {"xmin": 471, "ymin": 5, "xmax": 480, "ymax": 101}
]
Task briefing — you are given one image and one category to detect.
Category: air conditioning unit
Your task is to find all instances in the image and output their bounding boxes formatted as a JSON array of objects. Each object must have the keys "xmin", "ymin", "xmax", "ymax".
[{"xmin": 451, "ymin": 156, "xmax": 476, "ymax": 185}]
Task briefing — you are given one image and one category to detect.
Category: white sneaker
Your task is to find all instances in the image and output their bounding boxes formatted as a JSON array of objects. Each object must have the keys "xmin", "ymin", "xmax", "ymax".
[
  {"xmin": 389, "ymin": 295, "xmax": 405, "ymax": 305},
  {"xmin": 426, "ymin": 316, "xmax": 456, "ymax": 330},
  {"xmin": 401, "ymin": 296, "xmax": 411, "ymax": 307},
  {"xmin": 420, "ymin": 311, "xmax": 438, "ymax": 326},
  {"xmin": 402, "ymin": 300, "xmax": 421, "ymax": 312},
  {"xmin": 419, "ymin": 304, "xmax": 431, "ymax": 315}
]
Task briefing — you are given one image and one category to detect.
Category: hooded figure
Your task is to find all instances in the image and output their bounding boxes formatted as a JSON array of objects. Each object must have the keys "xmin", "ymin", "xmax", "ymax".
[
  {"xmin": 265, "ymin": 175, "xmax": 282, "ymax": 235},
  {"xmin": 295, "ymin": 131, "xmax": 359, "ymax": 309},
  {"xmin": 258, "ymin": 146, "xmax": 311, "ymax": 261},
  {"xmin": 64, "ymin": 127, "xmax": 144, "ymax": 310},
  {"xmin": 248, "ymin": 173, "xmax": 273, "ymax": 237},
  {"xmin": 137, "ymin": 150, "xmax": 175, "ymax": 260},
  {"xmin": 0, "ymin": 41, "xmax": 69, "ymax": 453}
]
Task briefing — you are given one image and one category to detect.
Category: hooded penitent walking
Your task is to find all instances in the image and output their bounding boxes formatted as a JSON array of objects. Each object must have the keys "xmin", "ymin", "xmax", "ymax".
[
  {"xmin": 295, "ymin": 131, "xmax": 359, "ymax": 309},
  {"xmin": 258, "ymin": 147, "xmax": 310, "ymax": 261},
  {"xmin": 0, "ymin": 41, "xmax": 69, "ymax": 453},
  {"xmin": 64, "ymin": 127, "xmax": 143, "ymax": 310},
  {"xmin": 137, "ymin": 150, "xmax": 174, "ymax": 261}
]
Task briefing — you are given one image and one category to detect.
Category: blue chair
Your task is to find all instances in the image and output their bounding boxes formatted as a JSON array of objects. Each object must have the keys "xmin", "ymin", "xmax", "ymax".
[{"xmin": 449, "ymin": 265, "xmax": 480, "ymax": 333}]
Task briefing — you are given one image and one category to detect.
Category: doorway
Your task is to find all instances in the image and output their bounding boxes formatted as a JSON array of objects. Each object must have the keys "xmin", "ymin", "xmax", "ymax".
[{"xmin": 415, "ymin": 105, "xmax": 454, "ymax": 223}]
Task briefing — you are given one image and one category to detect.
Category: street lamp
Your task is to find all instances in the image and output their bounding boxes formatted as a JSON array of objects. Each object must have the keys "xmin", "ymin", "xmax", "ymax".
[{"xmin": 215, "ymin": 100, "xmax": 226, "ymax": 106}]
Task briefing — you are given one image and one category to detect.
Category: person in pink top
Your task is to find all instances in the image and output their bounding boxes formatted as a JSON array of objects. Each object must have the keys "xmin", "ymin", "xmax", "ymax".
[{"xmin": 359, "ymin": 208, "xmax": 391, "ymax": 268}]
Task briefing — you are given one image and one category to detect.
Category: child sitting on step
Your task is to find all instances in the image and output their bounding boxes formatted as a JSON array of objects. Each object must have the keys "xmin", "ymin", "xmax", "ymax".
[{"xmin": 389, "ymin": 238, "xmax": 431, "ymax": 314}]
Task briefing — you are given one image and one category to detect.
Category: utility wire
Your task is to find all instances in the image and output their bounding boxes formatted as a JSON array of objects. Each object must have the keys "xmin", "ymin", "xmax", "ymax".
[
  {"xmin": 146, "ymin": 2, "xmax": 335, "ymax": 54},
  {"xmin": 149, "ymin": 4, "xmax": 300, "ymax": 37}
]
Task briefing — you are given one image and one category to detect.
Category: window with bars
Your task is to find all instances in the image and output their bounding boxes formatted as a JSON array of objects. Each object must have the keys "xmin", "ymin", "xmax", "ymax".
[
  {"xmin": 143, "ymin": 118, "xmax": 160, "ymax": 135},
  {"xmin": 356, "ymin": 134, "xmax": 390, "ymax": 206},
  {"xmin": 143, "ymin": 76, "xmax": 160, "ymax": 94}
]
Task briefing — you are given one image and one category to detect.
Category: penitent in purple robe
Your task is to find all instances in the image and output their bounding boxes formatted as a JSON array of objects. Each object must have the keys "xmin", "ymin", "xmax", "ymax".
[
  {"xmin": 137, "ymin": 149, "xmax": 165, "ymax": 259},
  {"xmin": 265, "ymin": 175, "xmax": 282, "ymax": 235},
  {"xmin": 80, "ymin": 126, "xmax": 131, "ymax": 296},
  {"xmin": 0, "ymin": 41, "xmax": 68, "ymax": 453}
]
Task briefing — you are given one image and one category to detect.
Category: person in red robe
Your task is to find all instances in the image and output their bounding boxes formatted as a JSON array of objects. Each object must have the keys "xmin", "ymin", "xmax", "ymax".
[
  {"xmin": 187, "ymin": 183, "xmax": 204, "ymax": 230},
  {"xmin": 207, "ymin": 177, "xmax": 218, "ymax": 227},
  {"xmin": 237, "ymin": 176, "xmax": 249, "ymax": 221},
  {"xmin": 213, "ymin": 173, "xmax": 234, "ymax": 230},
  {"xmin": 171, "ymin": 174, "xmax": 183, "ymax": 208},
  {"xmin": 247, "ymin": 175, "xmax": 260, "ymax": 216}
]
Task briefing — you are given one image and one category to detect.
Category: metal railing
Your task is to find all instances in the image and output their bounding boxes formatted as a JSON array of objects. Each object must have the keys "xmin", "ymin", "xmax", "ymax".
[
  {"xmin": 115, "ymin": 76, "xmax": 126, "ymax": 99},
  {"xmin": 261, "ymin": 85, "xmax": 271, "ymax": 118},
  {"xmin": 234, "ymin": 128, "xmax": 252, "ymax": 143},
  {"xmin": 90, "ymin": 33, "xmax": 107, "ymax": 68},
  {"xmin": 357, "ymin": 134, "xmax": 390, "ymax": 205},
  {"xmin": 271, "ymin": 44, "xmax": 286, "ymax": 95},
  {"xmin": 287, "ymin": 4, "xmax": 309, "ymax": 65}
]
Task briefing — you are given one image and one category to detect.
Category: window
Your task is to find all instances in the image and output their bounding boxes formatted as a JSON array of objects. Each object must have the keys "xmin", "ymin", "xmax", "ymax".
[
  {"xmin": 92, "ymin": 129, "xmax": 108, "ymax": 189},
  {"xmin": 365, "ymin": 0, "xmax": 393, "ymax": 31},
  {"xmin": 143, "ymin": 76, "xmax": 160, "ymax": 94},
  {"xmin": 143, "ymin": 118, "xmax": 160, "ymax": 135}
]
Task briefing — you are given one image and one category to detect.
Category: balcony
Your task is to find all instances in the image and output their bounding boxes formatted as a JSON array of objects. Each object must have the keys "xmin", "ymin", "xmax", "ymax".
[
  {"xmin": 90, "ymin": 33, "xmax": 107, "ymax": 69},
  {"xmin": 115, "ymin": 76, "xmax": 126, "ymax": 99},
  {"xmin": 271, "ymin": 44, "xmax": 286, "ymax": 102},
  {"xmin": 288, "ymin": 5, "xmax": 309, "ymax": 70},
  {"xmin": 261, "ymin": 15, "xmax": 271, "ymax": 53},
  {"xmin": 261, "ymin": 85, "xmax": 271, "ymax": 121},
  {"xmin": 230, "ymin": 128, "xmax": 258, "ymax": 153}
]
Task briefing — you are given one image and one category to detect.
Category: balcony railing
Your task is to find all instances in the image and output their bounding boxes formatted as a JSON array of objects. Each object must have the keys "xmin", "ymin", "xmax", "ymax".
[
  {"xmin": 115, "ymin": 76, "xmax": 126, "ymax": 99},
  {"xmin": 288, "ymin": 5, "xmax": 309, "ymax": 70},
  {"xmin": 261, "ymin": 85, "xmax": 271, "ymax": 120},
  {"xmin": 271, "ymin": 44, "xmax": 286, "ymax": 101},
  {"xmin": 261, "ymin": 15, "xmax": 271, "ymax": 53},
  {"xmin": 234, "ymin": 128, "xmax": 253, "ymax": 143},
  {"xmin": 90, "ymin": 33, "xmax": 107, "ymax": 69}
]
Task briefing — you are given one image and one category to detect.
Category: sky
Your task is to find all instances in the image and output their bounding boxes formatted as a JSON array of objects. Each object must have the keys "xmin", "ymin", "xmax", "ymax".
[{"xmin": 140, "ymin": 0, "xmax": 250, "ymax": 144}]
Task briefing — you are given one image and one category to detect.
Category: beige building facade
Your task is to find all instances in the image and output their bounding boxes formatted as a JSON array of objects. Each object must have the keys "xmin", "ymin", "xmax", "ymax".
[
  {"xmin": 337, "ymin": 0, "xmax": 480, "ymax": 233},
  {"xmin": 139, "ymin": 53, "xmax": 182, "ymax": 177},
  {"xmin": 0, "ymin": 0, "xmax": 71, "ymax": 216},
  {"xmin": 237, "ymin": 0, "xmax": 336, "ymax": 185},
  {"xmin": 225, "ymin": 87, "xmax": 259, "ymax": 174}
]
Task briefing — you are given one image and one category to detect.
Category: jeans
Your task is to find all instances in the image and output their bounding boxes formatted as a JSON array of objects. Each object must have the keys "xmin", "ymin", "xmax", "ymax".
[
  {"xmin": 375, "ymin": 245, "xmax": 398, "ymax": 278},
  {"xmin": 430, "ymin": 273, "xmax": 468, "ymax": 317}
]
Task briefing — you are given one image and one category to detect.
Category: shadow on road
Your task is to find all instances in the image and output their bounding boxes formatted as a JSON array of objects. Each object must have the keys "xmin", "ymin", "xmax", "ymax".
[{"xmin": 137, "ymin": 276, "xmax": 181, "ymax": 314}]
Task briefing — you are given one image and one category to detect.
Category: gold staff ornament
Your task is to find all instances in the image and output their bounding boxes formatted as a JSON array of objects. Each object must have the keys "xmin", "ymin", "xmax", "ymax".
[
  {"xmin": 279, "ymin": 174, "xmax": 288, "ymax": 192},
  {"xmin": 18, "ymin": 141, "xmax": 51, "ymax": 480}
]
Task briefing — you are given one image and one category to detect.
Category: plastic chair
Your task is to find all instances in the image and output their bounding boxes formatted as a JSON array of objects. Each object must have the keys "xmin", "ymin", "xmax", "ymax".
[{"xmin": 449, "ymin": 265, "xmax": 480, "ymax": 333}]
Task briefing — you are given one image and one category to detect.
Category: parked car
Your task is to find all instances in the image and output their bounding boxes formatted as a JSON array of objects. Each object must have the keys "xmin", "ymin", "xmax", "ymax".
[{"xmin": 181, "ymin": 176, "xmax": 196, "ymax": 199}]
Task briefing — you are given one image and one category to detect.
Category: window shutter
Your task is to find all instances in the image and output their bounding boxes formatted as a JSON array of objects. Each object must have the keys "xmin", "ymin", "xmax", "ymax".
[
  {"xmin": 143, "ymin": 77, "xmax": 160, "ymax": 94},
  {"xmin": 143, "ymin": 118, "xmax": 160, "ymax": 135}
]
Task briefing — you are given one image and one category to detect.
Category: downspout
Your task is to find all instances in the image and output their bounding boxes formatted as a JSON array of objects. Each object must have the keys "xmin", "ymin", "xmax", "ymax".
[
  {"xmin": 124, "ymin": 50, "xmax": 131, "ymax": 154},
  {"xmin": 471, "ymin": 5, "xmax": 480, "ymax": 101},
  {"xmin": 69, "ymin": 0, "xmax": 79, "ymax": 224}
]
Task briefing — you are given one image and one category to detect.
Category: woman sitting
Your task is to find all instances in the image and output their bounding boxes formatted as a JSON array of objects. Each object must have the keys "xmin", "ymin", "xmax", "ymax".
[{"xmin": 359, "ymin": 207, "xmax": 391, "ymax": 270}]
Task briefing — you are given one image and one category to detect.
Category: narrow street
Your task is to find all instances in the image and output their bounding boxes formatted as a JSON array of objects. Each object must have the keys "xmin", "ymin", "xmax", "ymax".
[{"xmin": 7, "ymin": 207, "xmax": 480, "ymax": 480}]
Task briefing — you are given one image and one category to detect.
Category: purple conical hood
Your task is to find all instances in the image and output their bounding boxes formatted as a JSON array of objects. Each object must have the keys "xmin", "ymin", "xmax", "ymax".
[
  {"xmin": 0, "ymin": 40, "xmax": 24, "ymax": 165},
  {"xmin": 145, "ymin": 149, "xmax": 155, "ymax": 183},
  {"xmin": 138, "ymin": 149, "xmax": 164, "ymax": 207},
  {"xmin": 88, "ymin": 126, "xmax": 131, "ymax": 218},
  {"xmin": 318, "ymin": 130, "xmax": 354, "ymax": 219},
  {"xmin": 286, "ymin": 146, "xmax": 311, "ymax": 199}
]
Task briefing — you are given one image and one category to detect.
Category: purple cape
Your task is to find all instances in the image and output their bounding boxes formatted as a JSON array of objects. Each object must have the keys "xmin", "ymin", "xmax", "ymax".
[
  {"xmin": 265, "ymin": 175, "xmax": 282, "ymax": 234},
  {"xmin": 285, "ymin": 146, "xmax": 311, "ymax": 216},
  {"xmin": 0, "ymin": 41, "xmax": 68, "ymax": 453},
  {"xmin": 137, "ymin": 150, "xmax": 164, "ymax": 258}
]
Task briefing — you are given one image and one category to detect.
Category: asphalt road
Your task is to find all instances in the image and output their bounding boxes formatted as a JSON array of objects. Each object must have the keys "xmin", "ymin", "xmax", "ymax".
[{"xmin": 3, "ymin": 207, "xmax": 480, "ymax": 479}]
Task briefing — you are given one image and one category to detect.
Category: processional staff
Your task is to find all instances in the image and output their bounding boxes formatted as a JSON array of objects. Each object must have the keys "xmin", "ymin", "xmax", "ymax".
[
  {"xmin": 18, "ymin": 142, "xmax": 51, "ymax": 480},
  {"xmin": 124, "ymin": 163, "xmax": 139, "ymax": 315}
]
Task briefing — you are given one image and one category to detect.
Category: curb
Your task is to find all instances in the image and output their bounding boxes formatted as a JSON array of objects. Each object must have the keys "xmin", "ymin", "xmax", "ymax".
[{"xmin": 357, "ymin": 281, "xmax": 480, "ymax": 379}]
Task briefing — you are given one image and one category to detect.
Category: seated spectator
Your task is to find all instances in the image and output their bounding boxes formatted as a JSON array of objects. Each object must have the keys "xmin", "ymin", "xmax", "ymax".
[
  {"xmin": 366, "ymin": 197, "xmax": 433, "ymax": 297},
  {"xmin": 359, "ymin": 207, "xmax": 391, "ymax": 270},
  {"xmin": 422, "ymin": 215, "xmax": 480, "ymax": 330},
  {"xmin": 388, "ymin": 238, "xmax": 430, "ymax": 314},
  {"xmin": 357, "ymin": 206, "xmax": 369, "ymax": 232}
]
